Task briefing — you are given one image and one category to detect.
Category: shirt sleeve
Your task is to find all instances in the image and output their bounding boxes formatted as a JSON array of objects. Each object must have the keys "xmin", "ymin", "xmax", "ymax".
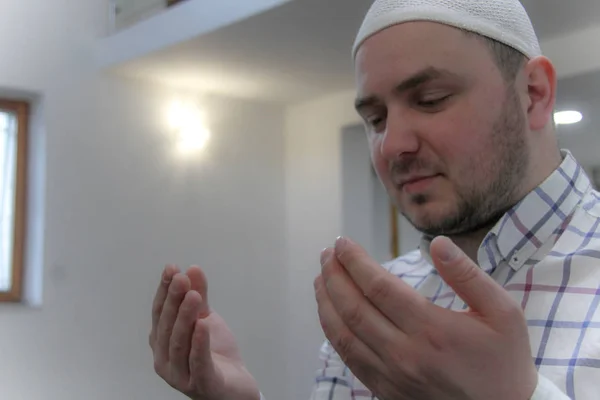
[
  {"xmin": 530, "ymin": 373, "xmax": 571, "ymax": 400},
  {"xmin": 305, "ymin": 343, "xmax": 575, "ymax": 400},
  {"xmin": 308, "ymin": 341, "xmax": 360, "ymax": 400}
]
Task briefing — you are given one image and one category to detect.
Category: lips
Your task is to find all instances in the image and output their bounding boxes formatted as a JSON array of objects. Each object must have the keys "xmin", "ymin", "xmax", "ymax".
[
  {"xmin": 397, "ymin": 174, "xmax": 441, "ymax": 193},
  {"xmin": 398, "ymin": 174, "xmax": 439, "ymax": 187}
]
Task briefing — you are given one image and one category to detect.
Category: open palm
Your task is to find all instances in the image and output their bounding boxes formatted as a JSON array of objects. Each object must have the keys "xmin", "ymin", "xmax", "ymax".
[{"xmin": 150, "ymin": 265, "xmax": 260, "ymax": 400}]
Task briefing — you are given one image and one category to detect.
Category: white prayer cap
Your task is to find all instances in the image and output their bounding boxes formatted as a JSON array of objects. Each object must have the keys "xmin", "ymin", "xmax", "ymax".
[{"xmin": 352, "ymin": 0, "xmax": 542, "ymax": 60}]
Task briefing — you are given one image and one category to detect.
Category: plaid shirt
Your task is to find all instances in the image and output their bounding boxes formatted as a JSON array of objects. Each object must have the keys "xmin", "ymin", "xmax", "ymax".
[{"xmin": 309, "ymin": 151, "xmax": 600, "ymax": 400}]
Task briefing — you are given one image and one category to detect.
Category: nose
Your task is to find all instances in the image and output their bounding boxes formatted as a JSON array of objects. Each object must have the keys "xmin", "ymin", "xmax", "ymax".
[{"xmin": 377, "ymin": 111, "xmax": 420, "ymax": 160}]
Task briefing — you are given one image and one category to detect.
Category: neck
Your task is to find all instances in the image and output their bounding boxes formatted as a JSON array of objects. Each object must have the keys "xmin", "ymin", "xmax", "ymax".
[
  {"xmin": 447, "ymin": 224, "xmax": 497, "ymax": 264},
  {"xmin": 523, "ymin": 142, "xmax": 562, "ymax": 192}
]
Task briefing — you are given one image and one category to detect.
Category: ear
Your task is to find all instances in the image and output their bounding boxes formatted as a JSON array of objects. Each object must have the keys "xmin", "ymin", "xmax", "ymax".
[{"xmin": 524, "ymin": 56, "xmax": 557, "ymax": 131}]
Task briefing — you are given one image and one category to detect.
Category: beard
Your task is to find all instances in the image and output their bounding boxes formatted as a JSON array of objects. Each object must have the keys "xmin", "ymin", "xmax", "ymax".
[{"xmin": 394, "ymin": 85, "xmax": 529, "ymax": 237}]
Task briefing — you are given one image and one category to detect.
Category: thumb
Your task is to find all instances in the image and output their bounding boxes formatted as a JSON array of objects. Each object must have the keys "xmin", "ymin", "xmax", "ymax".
[{"xmin": 430, "ymin": 236, "xmax": 515, "ymax": 319}]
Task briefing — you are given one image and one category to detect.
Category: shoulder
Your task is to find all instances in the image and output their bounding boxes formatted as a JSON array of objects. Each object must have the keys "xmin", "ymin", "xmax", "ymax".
[
  {"xmin": 550, "ymin": 188, "xmax": 600, "ymax": 262},
  {"xmin": 562, "ymin": 188, "xmax": 600, "ymax": 241}
]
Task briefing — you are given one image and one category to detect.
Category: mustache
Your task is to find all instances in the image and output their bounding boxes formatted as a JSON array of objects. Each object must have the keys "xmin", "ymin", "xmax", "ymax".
[{"xmin": 389, "ymin": 155, "xmax": 437, "ymax": 176}]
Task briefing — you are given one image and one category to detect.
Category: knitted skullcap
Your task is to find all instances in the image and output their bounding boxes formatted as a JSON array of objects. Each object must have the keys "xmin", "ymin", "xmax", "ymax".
[{"xmin": 352, "ymin": 0, "xmax": 542, "ymax": 60}]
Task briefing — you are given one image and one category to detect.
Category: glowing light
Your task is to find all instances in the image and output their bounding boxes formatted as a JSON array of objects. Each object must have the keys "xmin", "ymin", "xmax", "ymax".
[
  {"xmin": 554, "ymin": 111, "xmax": 582, "ymax": 125},
  {"xmin": 177, "ymin": 125, "xmax": 210, "ymax": 154},
  {"xmin": 167, "ymin": 100, "xmax": 210, "ymax": 155}
]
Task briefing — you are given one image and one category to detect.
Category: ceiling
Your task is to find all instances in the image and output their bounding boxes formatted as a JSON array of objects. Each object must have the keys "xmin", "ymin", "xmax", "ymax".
[
  {"xmin": 112, "ymin": 0, "xmax": 369, "ymax": 102},
  {"xmin": 110, "ymin": 0, "xmax": 600, "ymax": 104}
]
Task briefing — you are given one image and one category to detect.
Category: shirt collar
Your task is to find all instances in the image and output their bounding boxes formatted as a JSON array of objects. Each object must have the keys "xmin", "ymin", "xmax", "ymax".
[{"xmin": 419, "ymin": 150, "xmax": 591, "ymax": 270}]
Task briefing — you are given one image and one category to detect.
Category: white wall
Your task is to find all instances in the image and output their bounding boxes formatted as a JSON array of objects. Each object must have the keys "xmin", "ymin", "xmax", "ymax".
[
  {"xmin": 2, "ymin": 77, "xmax": 290, "ymax": 400},
  {"xmin": 1, "ymin": 2, "xmax": 289, "ymax": 399},
  {"xmin": 46, "ymin": 75, "xmax": 289, "ymax": 400},
  {"xmin": 0, "ymin": 1, "xmax": 107, "ymax": 94},
  {"xmin": 2, "ymin": 79, "xmax": 289, "ymax": 400},
  {"xmin": 341, "ymin": 124, "xmax": 377, "ymax": 260}
]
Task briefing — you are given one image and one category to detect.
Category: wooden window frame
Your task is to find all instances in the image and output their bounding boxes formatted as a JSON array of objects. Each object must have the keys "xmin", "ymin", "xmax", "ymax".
[{"xmin": 0, "ymin": 99, "xmax": 29, "ymax": 302}]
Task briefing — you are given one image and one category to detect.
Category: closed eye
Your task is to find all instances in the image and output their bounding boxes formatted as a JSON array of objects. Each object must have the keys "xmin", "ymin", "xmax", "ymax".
[
  {"xmin": 368, "ymin": 116, "xmax": 384, "ymax": 126},
  {"xmin": 416, "ymin": 94, "xmax": 452, "ymax": 109},
  {"xmin": 366, "ymin": 114, "xmax": 386, "ymax": 132}
]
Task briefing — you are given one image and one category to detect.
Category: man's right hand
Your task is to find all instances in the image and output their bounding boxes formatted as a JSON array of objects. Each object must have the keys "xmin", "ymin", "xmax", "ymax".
[{"xmin": 149, "ymin": 264, "xmax": 260, "ymax": 400}]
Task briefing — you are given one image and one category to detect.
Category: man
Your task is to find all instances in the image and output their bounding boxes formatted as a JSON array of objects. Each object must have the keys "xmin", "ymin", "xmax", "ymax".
[{"xmin": 149, "ymin": 0, "xmax": 600, "ymax": 399}]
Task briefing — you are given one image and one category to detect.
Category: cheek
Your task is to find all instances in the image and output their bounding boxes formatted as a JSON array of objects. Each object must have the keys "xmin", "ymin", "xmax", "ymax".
[
  {"xmin": 425, "ymin": 110, "xmax": 494, "ymax": 172},
  {"xmin": 443, "ymin": 137, "xmax": 481, "ymax": 163},
  {"xmin": 444, "ymin": 140, "xmax": 499, "ymax": 198}
]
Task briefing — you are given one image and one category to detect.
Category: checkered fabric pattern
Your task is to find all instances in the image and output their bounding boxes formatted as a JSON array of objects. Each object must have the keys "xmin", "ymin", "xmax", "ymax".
[{"xmin": 309, "ymin": 150, "xmax": 600, "ymax": 400}]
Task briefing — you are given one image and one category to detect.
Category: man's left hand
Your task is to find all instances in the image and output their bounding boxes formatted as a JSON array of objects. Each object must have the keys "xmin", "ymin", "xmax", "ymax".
[{"xmin": 314, "ymin": 236, "xmax": 538, "ymax": 400}]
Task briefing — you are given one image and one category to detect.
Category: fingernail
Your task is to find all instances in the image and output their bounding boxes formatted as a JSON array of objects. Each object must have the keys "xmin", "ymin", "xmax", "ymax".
[
  {"xmin": 438, "ymin": 237, "xmax": 459, "ymax": 262},
  {"xmin": 335, "ymin": 236, "xmax": 348, "ymax": 249},
  {"xmin": 320, "ymin": 248, "xmax": 333, "ymax": 266},
  {"xmin": 162, "ymin": 269, "xmax": 172, "ymax": 284}
]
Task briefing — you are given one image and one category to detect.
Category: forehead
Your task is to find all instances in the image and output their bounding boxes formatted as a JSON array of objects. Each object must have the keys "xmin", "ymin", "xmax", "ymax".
[{"xmin": 354, "ymin": 22, "xmax": 497, "ymax": 96}]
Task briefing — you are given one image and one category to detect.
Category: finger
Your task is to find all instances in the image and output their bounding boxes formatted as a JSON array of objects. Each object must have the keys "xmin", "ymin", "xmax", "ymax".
[
  {"xmin": 314, "ymin": 272, "xmax": 388, "ymax": 377},
  {"xmin": 334, "ymin": 237, "xmax": 431, "ymax": 332},
  {"xmin": 186, "ymin": 266, "xmax": 210, "ymax": 317},
  {"xmin": 169, "ymin": 290, "xmax": 203, "ymax": 380},
  {"xmin": 429, "ymin": 236, "xmax": 518, "ymax": 321},
  {"xmin": 156, "ymin": 273, "xmax": 191, "ymax": 365},
  {"xmin": 320, "ymin": 248, "xmax": 406, "ymax": 355},
  {"xmin": 189, "ymin": 319, "xmax": 220, "ymax": 394},
  {"xmin": 151, "ymin": 264, "xmax": 180, "ymax": 346}
]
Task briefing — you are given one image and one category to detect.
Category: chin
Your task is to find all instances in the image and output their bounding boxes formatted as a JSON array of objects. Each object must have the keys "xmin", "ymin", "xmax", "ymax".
[{"xmin": 402, "ymin": 199, "xmax": 456, "ymax": 234}]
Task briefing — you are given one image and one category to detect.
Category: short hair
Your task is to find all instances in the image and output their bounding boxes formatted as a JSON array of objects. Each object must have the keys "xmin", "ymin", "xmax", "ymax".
[{"xmin": 466, "ymin": 31, "xmax": 527, "ymax": 82}]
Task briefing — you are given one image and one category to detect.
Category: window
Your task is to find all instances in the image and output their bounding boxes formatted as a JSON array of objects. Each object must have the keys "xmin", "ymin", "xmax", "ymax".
[{"xmin": 0, "ymin": 99, "xmax": 28, "ymax": 302}]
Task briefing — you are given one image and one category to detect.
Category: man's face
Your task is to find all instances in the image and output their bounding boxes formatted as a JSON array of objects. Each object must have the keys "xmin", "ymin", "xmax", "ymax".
[{"xmin": 354, "ymin": 22, "xmax": 530, "ymax": 237}]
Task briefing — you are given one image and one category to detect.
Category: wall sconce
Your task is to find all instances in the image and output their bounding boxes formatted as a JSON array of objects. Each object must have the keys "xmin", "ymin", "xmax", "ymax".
[{"xmin": 168, "ymin": 100, "xmax": 210, "ymax": 154}]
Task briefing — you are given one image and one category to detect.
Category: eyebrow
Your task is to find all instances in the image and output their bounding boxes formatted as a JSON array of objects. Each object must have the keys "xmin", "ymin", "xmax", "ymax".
[{"xmin": 354, "ymin": 67, "xmax": 459, "ymax": 111}]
